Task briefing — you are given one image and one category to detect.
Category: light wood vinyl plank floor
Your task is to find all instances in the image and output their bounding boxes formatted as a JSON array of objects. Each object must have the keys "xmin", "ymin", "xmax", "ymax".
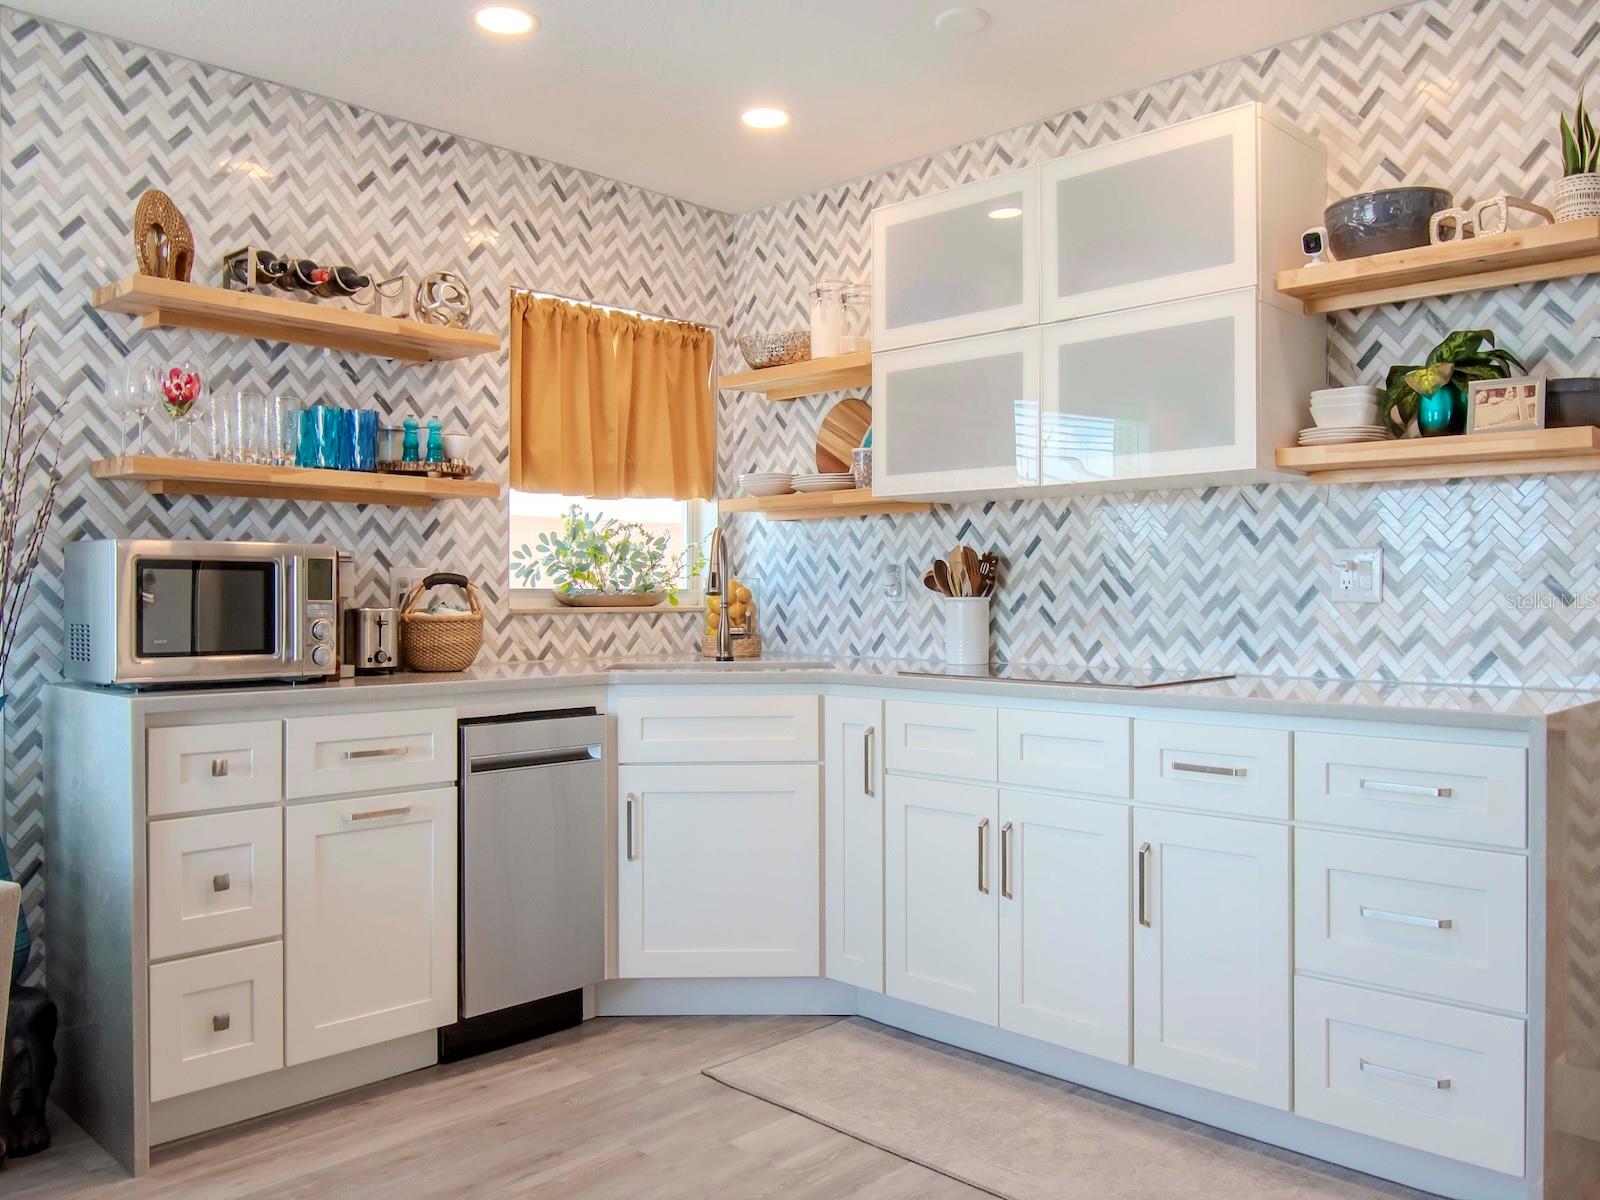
[{"xmin": 3, "ymin": 1016, "xmax": 983, "ymax": 1200}]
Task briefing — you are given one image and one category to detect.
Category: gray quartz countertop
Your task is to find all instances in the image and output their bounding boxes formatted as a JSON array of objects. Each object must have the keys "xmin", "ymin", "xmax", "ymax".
[{"xmin": 47, "ymin": 655, "xmax": 1600, "ymax": 731}]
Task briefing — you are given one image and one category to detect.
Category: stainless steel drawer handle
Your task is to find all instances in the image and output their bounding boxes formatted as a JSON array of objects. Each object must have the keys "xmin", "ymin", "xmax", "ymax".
[
  {"xmin": 344, "ymin": 746, "xmax": 410, "ymax": 761},
  {"xmin": 863, "ymin": 726, "xmax": 876, "ymax": 798},
  {"xmin": 1361, "ymin": 905, "xmax": 1453, "ymax": 930},
  {"xmin": 1360, "ymin": 1059, "xmax": 1450, "ymax": 1090},
  {"xmin": 212, "ymin": 1013, "xmax": 231, "ymax": 1033},
  {"xmin": 211, "ymin": 872, "xmax": 231, "ymax": 893},
  {"xmin": 1172, "ymin": 761, "xmax": 1247, "ymax": 779},
  {"xmin": 1000, "ymin": 821, "xmax": 1014, "ymax": 900},
  {"xmin": 1137, "ymin": 841, "xmax": 1153, "ymax": 928},
  {"xmin": 1360, "ymin": 778, "xmax": 1453, "ymax": 799},
  {"xmin": 345, "ymin": 805, "xmax": 411, "ymax": 823},
  {"xmin": 210, "ymin": 758, "xmax": 230, "ymax": 778},
  {"xmin": 977, "ymin": 817, "xmax": 990, "ymax": 895},
  {"xmin": 625, "ymin": 794, "xmax": 639, "ymax": 862}
]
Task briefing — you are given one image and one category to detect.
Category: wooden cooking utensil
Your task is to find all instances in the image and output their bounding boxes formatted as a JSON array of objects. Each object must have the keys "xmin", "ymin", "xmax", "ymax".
[
  {"xmin": 931, "ymin": 559, "xmax": 954, "ymax": 597},
  {"xmin": 947, "ymin": 549, "xmax": 968, "ymax": 598},
  {"xmin": 978, "ymin": 553, "xmax": 998, "ymax": 596},
  {"xmin": 961, "ymin": 546, "xmax": 981, "ymax": 595},
  {"xmin": 816, "ymin": 397, "xmax": 871, "ymax": 474},
  {"xmin": 922, "ymin": 569, "xmax": 944, "ymax": 595}
]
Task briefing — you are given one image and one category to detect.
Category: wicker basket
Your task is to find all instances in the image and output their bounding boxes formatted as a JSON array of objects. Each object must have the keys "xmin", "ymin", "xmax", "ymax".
[
  {"xmin": 400, "ymin": 572, "xmax": 484, "ymax": 672},
  {"xmin": 700, "ymin": 633, "xmax": 762, "ymax": 660}
]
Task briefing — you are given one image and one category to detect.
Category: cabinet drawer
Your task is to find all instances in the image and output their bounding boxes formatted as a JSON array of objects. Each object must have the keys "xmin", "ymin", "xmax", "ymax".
[
  {"xmin": 1133, "ymin": 720, "xmax": 1289, "ymax": 818},
  {"xmin": 1294, "ymin": 977, "xmax": 1525, "ymax": 1176},
  {"xmin": 1295, "ymin": 830, "xmax": 1526, "ymax": 1012},
  {"xmin": 149, "ymin": 941, "xmax": 284, "ymax": 1102},
  {"xmin": 886, "ymin": 700, "xmax": 997, "ymax": 781},
  {"xmin": 147, "ymin": 721, "xmax": 282, "ymax": 816},
  {"xmin": 616, "ymin": 694, "xmax": 819, "ymax": 763},
  {"xmin": 284, "ymin": 708, "xmax": 456, "ymax": 799},
  {"xmin": 1294, "ymin": 732, "xmax": 1526, "ymax": 848},
  {"xmin": 148, "ymin": 808, "xmax": 283, "ymax": 960},
  {"xmin": 999, "ymin": 709, "xmax": 1129, "ymax": 797}
]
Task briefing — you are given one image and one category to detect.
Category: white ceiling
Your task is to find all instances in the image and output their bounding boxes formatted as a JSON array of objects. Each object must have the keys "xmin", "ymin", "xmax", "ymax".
[{"xmin": 19, "ymin": 0, "xmax": 1405, "ymax": 212}]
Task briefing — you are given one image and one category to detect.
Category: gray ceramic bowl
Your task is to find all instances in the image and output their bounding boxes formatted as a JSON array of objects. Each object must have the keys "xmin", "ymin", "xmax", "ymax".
[{"xmin": 1324, "ymin": 187, "xmax": 1453, "ymax": 260}]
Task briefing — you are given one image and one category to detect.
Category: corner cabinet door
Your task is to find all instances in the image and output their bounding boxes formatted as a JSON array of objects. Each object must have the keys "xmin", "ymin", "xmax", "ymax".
[
  {"xmin": 616, "ymin": 764, "xmax": 820, "ymax": 979},
  {"xmin": 1041, "ymin": 290, "xmax": 1257, "ymax": 486},
  {"xmin": 825, "ymin": 696, "xmax": 884, "ymax": 992},
  {"xmin": 884, "ymin": 775, "xmax": 998, "ymax": 1024},
  {"xmin": 1042, "ymin": 105, "xmax": 1256, "ymax": 320},
  {"xmin": 874, "ymin": 328, "xmax": 1041, "ymax": 497},
  {"xmin": 872, "ymin": 167, "xmax": 1038, "ymax": 351},
  {"xmin": 999, "ymin": 791, "xmax": 1131, "ymax": 1063},
  {"xmin": 284, "ymin": 788, "xmax": 457, "ymax": 1066},
  {"xmin": 1132, "ymin": 807, "xmax": 1290, "ymax": 1109}
]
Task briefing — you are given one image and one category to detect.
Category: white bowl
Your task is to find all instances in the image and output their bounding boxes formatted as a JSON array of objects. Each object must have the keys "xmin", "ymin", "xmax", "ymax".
[
  {"xmin": 1311, "ymin": 386, "xmax": 1382, "ymax": 401},
  {"xmin": 1311, "ymin": 408, "xmax": 1378, "ymax": 429}
]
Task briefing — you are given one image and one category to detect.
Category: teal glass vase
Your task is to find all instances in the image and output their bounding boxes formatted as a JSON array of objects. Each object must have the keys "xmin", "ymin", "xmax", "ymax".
[{"xmin": 1417, "ymin": 382, "xmax": 1467, "ymax": 437}]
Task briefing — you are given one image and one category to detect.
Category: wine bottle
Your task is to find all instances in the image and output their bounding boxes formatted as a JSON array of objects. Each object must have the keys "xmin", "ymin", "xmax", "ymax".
[
  {"xmin": 229, "ymin": 249, "xmax": 286, "ymax": 288},
  {"xmin": 314, "ymin": 266, "xmax": 372, "ymax": 298},
  {"xmin": 283, "ymin": 259, "xmax": 331, "ymax": 291}
]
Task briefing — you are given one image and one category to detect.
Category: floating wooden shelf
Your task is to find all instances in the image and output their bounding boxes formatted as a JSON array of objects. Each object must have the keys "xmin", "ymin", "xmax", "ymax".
[
  {"xmin": 718, "ymin": 351, "xmax": 872, "ymax": 401},
  {"xmin": 719, "ymin": 488, "xmax": 930, "ymax": 521},
  {"xmin": 92, "ymin": 276, "xmax": 501, "ymax": 363},
  {"xmin": 92, "ymin": 456, "xmax": 502, "ymax": 507},
  {"xmin": 1276, "ymin": 426, "xmax": 1600, "ymax": 484},
  {"xmin": 1275, "ymin": 218, "xmax": 1600, "ymax": 314}
]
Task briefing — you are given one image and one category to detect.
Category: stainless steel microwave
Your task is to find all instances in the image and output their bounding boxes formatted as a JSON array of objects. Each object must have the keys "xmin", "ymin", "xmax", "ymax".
[{"xmin": 63, "ymin": 539, "xmax": 340, "ymax": 687}]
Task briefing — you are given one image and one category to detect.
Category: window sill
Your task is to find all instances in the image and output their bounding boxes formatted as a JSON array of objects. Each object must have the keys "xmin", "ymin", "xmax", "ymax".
[{"xmin": 509, "ymin": 588, "xmax": 705, "ymax": 615}]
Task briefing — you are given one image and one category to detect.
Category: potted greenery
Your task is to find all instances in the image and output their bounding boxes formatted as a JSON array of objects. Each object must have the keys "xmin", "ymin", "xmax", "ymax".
[
  {"xmin": 511, "ymin": 504, "xmax": 704, "ymax": 606},
  {"xmin": 1383, "ymin": 329, "xmax": 1526, "ymax": 437},
  {"xmin": 1557, "ymin": 87, "xmax": 1600, "ymax": 222}
]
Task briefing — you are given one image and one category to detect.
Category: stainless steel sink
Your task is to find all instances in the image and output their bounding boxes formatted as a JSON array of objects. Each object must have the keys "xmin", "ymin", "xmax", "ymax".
[{"xmin": 606, "ymin": 659, "xmax": 831, "ymax": 672}]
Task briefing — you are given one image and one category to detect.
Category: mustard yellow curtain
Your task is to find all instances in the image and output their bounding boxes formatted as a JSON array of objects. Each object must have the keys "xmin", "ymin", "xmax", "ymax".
[{"xmin": 509, "ymin": 293, "xmax": 716, "ymax": 499}]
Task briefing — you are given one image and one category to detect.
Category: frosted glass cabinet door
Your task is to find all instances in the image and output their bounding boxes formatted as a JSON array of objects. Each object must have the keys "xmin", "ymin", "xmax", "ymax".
[
  {"xmin": 874, "ymin": 328, "xmax": 1041, "ymax": 497},
  {"xmin": 873, "ymin": 168, "xmax": 1039, "ymax": 351},
  {"xmin": 1042, "ymin": 106, "xmax": 1256, "ymax": 321},
  {"xmin": 1041, "ymin": 289, "xmax": 1256, "ymax": 485}
]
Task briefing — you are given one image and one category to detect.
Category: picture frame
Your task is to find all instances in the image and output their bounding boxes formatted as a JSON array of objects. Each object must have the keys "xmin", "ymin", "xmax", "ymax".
[{"xmin": 1467, "ymin": 376, "xmax": 1545, "ymax": 434}]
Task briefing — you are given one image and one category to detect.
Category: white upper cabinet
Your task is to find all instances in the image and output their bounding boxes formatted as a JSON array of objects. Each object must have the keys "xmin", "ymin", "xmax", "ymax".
[
  {"xmin": 1042, "ymin": 104, "xmax": 1323, "ymax": 321},
  {"xmin": 873, "ymin": 167, "xmax": 1039, "ymax": 351},
  {"xmin": 873, "ymin": 328, "xmax": 1041, "ymax": 497}
]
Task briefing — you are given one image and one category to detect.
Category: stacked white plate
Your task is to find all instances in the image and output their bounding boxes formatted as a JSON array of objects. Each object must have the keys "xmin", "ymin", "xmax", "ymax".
[
  {"xmin": 792, "ymin": 472, "xmax": 856, "ymax": 493},
  {"xmin": 1297, "ymin": 425, "xmax": 1390, "ymax": 445},
  {"xmin": 738, "ymin": 471, "xmax": 794, "ymax": 497}
]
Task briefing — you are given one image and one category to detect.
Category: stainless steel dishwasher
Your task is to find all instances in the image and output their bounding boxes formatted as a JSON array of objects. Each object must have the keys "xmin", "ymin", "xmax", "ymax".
[{"xmin": 440, "ymin": 708, "xmax": 605, "ymax": 1061}]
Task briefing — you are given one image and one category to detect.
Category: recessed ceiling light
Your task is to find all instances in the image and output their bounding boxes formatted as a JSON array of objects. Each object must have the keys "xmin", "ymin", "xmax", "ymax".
[
  {"xmin": 474, "ymin": 5, "xmax": 536, "ymax": 36},
  {"xmin": 988, "ymin": 206, "xmax": 1023, "ymax": 220},
  {"xmin": 934, "ymin": 6, "xmax": 991, "ymax": 35},
  {"xmin": 741, "ymin": 106, "xmax": 790, "ymax": 131}
]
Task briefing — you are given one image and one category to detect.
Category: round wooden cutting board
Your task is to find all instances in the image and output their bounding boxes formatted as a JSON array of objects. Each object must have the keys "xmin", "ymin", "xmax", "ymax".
[{"xmin": 816, "ymin": 397, "xmax": 871, "ymax": 473}]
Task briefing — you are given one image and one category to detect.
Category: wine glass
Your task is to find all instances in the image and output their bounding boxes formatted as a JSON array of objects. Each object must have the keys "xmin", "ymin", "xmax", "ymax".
[
  {"xmin": 160, "ymin": 361, "xmax": 204, "ymax": 458},
  {"xmin": 119, "ymin": 363, "xmax": 157, "ymax": 455}
]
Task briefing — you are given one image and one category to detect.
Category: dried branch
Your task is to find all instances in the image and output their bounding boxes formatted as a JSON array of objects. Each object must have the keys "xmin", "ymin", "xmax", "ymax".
[{"xmin": 0, "ymin": 309, "xmax": 60, "ymax": 690}]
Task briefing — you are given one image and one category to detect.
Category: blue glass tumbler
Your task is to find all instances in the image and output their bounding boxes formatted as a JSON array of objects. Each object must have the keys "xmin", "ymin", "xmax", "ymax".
[{"xmin": 350, "ymin": 409, "xmax": 378, "ymax": 471}]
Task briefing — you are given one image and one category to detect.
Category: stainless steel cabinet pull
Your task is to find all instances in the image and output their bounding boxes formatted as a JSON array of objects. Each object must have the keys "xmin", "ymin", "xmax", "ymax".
[
  {"xmin": 345, "ymin": 805, "xmax": 411, "ymax": 823},
  {"xmin": 211, "ymin": 872, "xmax": 231, "ymax": 893},
  {"xmin": 1137, "ymin": 842, "xmax": 1153, "ymax": 927},
  {"xmin": 977, "ymin": 817, "xmax": 990, "ymax": 894},
  {"xmin": 1361, "ymin": 905, "xmax": 1453, "ymax": 930},
  {"xmin": 862, "ymin": 727, "xmax": 876, "ymax": 798},
  {"xmin": 625, "ymin": 794, "xmax": 639, "ymax": 862},
  {"xmin": 1360, "ymin": 778, "xmax": 1452, "ymax": 799},
  {"xmin": 1000, "ymin": 821, "xmax": 1014, "ymax": 900},
  {"xmin": 212, "ymin": 1013, "xmax": 231, "ymax": 1033},
  {"xmin": 210, "ymin": 757, "xmax": 230, "ymax": 778},
  {"xmin": 344, "ymin": 746, "xmax": 410, "ymax": 761},
  {"xmin": 1360, "ymin": 1059, "xmax": 1450, "ymax": 1090},
  {"xmin": 1171, "ymin": 761, "xmax": 1247, "ymax": 779}
]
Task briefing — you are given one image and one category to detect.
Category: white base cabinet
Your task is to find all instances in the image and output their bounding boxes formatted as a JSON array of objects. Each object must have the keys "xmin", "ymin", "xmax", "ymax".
[{"xmin": 825, "ymin": 696, "xmax": 884, "ymax": 992}]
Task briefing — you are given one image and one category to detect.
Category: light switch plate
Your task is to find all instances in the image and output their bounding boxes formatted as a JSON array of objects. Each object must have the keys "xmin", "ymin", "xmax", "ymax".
[{"xmin": 1331, "ymin": 547, "xmax": 1383, "ymax": 605}]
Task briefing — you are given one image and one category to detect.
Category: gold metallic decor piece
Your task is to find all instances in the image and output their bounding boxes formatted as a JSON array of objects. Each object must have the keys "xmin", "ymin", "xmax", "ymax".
[
  {"xmin": 133, "ymin": 188, "xmax": 195, "ymax": 282},
  {"xmin": 413, "ymin": 272, "xmax": 474, "ymax": 328}
]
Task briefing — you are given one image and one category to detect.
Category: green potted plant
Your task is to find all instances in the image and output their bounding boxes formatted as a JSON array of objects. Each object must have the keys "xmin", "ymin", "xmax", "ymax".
[
  {"xmin": 1383, "ymin": 329, "xmax": 1526, "ymax": 437},
  {"xmin": 512, "ymin": 504, "xmax": 704, "ymax": 606},
  {"xmin": 1556, "ymin": 87, "xmax": 1600, "ymax": 222}
]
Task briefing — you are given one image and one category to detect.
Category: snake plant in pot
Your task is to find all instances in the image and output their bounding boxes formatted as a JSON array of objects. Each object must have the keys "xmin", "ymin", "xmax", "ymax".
[
  {"xmin": 1556, "ymin": 87, "xmax": 1600, "ymax": 222},
  {"xmin": 1383, "ymin": 329, "xmax": 1526, "ymax": 437}
]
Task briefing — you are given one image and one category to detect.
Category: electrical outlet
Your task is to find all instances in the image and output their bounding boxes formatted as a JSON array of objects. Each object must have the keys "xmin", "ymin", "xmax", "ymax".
[
  {"xmin": 1331, "ymin": 547, "xmax": 1383, "ymax": 605},
  {"xmin": 390, "ymin": 564, "xmax": 435, "ymax": 611},
  {"xmin": 883, "ymin": 564, "xmax": 905, "ymax": 602}
]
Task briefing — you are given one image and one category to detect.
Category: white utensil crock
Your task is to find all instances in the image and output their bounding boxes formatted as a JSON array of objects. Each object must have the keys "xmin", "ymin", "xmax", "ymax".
[{"xmin": 942, "ymin": 596, "xmax": 990, "ymax": 667}]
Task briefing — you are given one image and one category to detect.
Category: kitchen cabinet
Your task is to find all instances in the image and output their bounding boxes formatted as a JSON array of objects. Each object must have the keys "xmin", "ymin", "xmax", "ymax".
[
  {"xmin": 1132, "ymin": 807, "xmax": 1291, "ymax": 1108},
  {"xmin": 825, "ymin": 696, "xmax": 884, "ymax": 992},
  {"xmin": 998, "ymin": 790, "xmax": 1131, "ymax": 1062},
  {"xmin": 884, "ymin": 775, "xmax": 998, "ymax": 1023},
  {"xmin": 872, "ymin": 166, "xmax": 1039, "ymax": 351},
  {"xmin": 873, "ymin": 328, "xmax": 1041, "ymax": 497},
  {"xmin": 283, "ymin": 787, "xmax": 458, "ymax": 1065},
  {"xmin": 616, "ymin": 763, "xmax": 821, "ymax": 978}
]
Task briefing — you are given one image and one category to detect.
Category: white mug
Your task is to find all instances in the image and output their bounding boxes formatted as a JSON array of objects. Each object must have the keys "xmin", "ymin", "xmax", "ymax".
[{"xmin": 942, "ymin": 596, "xmax": 990, "ymax": 667}]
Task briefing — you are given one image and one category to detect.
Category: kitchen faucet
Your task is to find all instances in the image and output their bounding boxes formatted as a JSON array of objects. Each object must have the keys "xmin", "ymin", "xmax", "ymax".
[{"xmin": 707, "ymin": 526, "xmax": 734, "ymax": 662}]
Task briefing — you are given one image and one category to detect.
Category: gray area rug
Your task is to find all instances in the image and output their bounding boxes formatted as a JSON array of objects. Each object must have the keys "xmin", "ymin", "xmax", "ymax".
[{"xmin": 703, "ymin": 1017, "xmax": 1437, "ymax": 1200}]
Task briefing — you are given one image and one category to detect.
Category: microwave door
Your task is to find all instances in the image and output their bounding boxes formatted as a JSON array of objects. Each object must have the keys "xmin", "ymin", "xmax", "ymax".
[
  {"xmin": 136, "ymin": 563, "xmax": 196, "ymax": 657},
  {"xmin": 135, "ymin": 559, "xmax": 279, "ymax": 663}
]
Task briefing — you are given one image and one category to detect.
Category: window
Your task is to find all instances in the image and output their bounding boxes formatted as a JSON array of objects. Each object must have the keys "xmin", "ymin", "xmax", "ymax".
[{"xmin": 507, "ymin": 492, "xmax": 714, "ymax": 611}]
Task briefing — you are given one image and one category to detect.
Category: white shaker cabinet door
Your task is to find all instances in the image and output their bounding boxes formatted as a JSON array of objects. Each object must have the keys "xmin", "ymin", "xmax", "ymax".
[
  {"xmin": 874, "ymin": 328, "xmax": 1041, "ymax": 497},
  {"xmin": 1132, "ymin": 807, "xmax": 1291, "ymax": 1109},
  {"xmin": 873, "ymin": 166, "xmax": 1038, "ymax": 351},
  {"xmin": 825, "ymin": 696, "xmax": 885, "ymax": 993},
  {"xmin": 283, "ymin": 787, "xmax": 457, "ymax": 1066},
  {"xmin": 998, "ymin": 790, "xmax": 1131, "ymax": 1063},
  {"xmin": 884, "ymin": 775, "xmax": 998, "ymax": 1025}
]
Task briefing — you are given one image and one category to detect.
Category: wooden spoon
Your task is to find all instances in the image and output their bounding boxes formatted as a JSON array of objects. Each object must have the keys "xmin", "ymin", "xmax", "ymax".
[
  {"xmin": 931, "ymin": 559, "xmax": 954, "ymax": 597},
  {"xmin": 922, "ymin": 569, "xmax": 944, "ymax": 596},
  {"xmin": 961, "ymin": 546, "xmax": 981, "ymax": 596}
]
